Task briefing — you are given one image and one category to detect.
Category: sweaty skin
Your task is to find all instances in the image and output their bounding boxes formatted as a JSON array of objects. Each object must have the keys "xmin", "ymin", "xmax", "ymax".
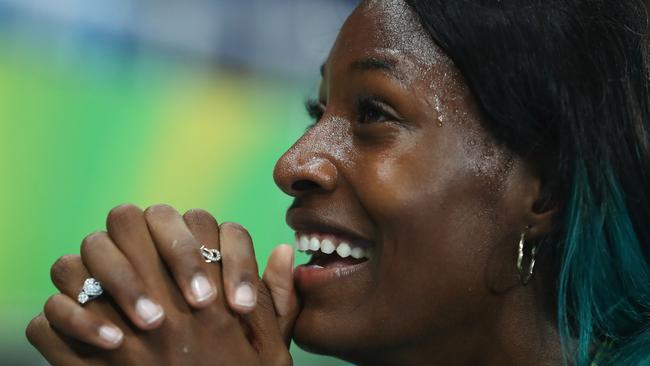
[
  {"xmin": 273, "ymin": 1, "xmax": 561, "ymax": 365},
  {"xmin": 26, "ymin": 1, "xmax": 565, "ymax": 365}
]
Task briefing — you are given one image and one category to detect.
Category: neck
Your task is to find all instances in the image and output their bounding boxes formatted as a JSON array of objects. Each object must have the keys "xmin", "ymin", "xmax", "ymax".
[{"xmin": 356, "ymin": 280, "xmax": 563, "ymax": 366}]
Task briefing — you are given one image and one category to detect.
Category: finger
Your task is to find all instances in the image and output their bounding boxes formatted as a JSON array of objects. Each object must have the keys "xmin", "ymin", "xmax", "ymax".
[
  {"xmin": 182, "ymin": 209, "xmax": 225, "ymax": 306},
  {"xmin": 81, "ymin": 231, "xmax": 165, "ymax": 330},
  {"xmin": 144, "ymin": 204, "xmax": 218, "ymax": 308},
  {"xmin": 42, "ymin": 294, "xmax": 124, "ymax": 350},
  {"xmin": 106, "ymin": 204, "xmax": 169, "ymax": 290},
  {"xmin": 262, "ymin": 244, "xmax": 300, "ymax": 344},
  {"xmin": 244, "ymin": 246, "xmax": 298, "ymax": 365},
  {"xmin": 49, "ymin": 253, "xmax": 129, "ymax": 332},
  {"xmin": 26, "ymin": 313, "xmax": 95, "ymax": 366},
  {"xmin": 219, "ymin": 222, "xmax": 259, "ymax": 313},
  {"xmin": 242, "ymin": 282, "xmax": 292, "ymax": 365},
  {"xmin": 50, "ymin": 254, "xmax": 90, "ymax": 296}
]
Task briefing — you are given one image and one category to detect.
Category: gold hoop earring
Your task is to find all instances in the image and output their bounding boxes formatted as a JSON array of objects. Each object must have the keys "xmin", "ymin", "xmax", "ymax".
[{"xmin": 516, "ymin": 228, "xmax": 537, "ymax": 285}]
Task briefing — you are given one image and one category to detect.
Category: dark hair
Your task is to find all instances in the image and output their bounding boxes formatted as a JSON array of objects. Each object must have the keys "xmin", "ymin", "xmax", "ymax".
[{"xmin": 405, "ymin": 0, "xmax": 650, "ymax": 364}]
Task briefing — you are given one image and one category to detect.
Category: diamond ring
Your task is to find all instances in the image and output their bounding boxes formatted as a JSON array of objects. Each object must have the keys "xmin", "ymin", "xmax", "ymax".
[
  {"xmin": 77, "ymin": 278, "xmax": 104, "ymax": 304},
  {"xmin": 200, "ymin": 245, "xmax": 221, "ymax": 263}
]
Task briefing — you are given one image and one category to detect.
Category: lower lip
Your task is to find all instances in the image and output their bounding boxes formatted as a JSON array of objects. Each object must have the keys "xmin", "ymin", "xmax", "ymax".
[{"xmin": 294, "ymin": 260, "xmax": 370, "ymax": 291}]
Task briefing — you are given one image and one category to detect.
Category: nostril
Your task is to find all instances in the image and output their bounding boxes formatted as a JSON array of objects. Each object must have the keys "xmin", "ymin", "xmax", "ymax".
[
  {"xmin": 275, "ymin": 155, "xmax": 338, "ymax": 196},
  {"xmin": 291, "ymin": 180, "xmax": 320, "ymax": 192}
]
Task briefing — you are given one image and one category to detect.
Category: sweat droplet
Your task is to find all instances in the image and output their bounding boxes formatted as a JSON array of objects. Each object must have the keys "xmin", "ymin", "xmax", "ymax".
[{"xmin": 433, "ymin": 95, "xmax": 446, "ymax": 127}]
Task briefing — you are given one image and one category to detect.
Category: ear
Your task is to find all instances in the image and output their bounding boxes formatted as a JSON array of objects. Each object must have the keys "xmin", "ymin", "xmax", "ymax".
[{"xmin": 524, "ymin": 174, "xmax": 560, "ymax": 241}]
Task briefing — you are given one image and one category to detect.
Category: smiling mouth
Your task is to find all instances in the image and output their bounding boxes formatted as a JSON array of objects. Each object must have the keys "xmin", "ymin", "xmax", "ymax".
[
  {"xmin": 295, "ymin": 231, "xmax": 373, "ymax": 265},
  {"xmin": 293, "ymin": 231, "xmax": 374, "ymax": 289}
]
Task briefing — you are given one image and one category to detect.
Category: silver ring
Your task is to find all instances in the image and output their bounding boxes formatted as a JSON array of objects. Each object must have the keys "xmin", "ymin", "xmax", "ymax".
[
  {"xmin": 78, "ymin": 278, "xmax": 103, "ymax": 304},
  {"xmin": 200, "ymin": 245, "xmax": 221, "ymax": 263}
]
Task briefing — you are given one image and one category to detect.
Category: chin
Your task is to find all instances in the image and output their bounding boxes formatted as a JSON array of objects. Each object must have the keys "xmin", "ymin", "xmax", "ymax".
[{"xmin": 291, "ymin": 304, "xmax": 379, "ymax": 364}]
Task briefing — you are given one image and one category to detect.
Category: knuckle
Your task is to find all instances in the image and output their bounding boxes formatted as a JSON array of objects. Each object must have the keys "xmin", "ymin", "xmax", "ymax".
[
  {"xmin": 110, "ymin": 271, "xmax": 143, "ymax": 298},
  {"xmin": 67, "ymin": 310, "xmax": 90, "ymax": 331},
  {"xmin": 184, "ymin": 208, "xmax": 211, "ymax": 218},
  {"xmin": 220, "ymin": 222, "xmax": 252, "ymax": 241},
  {"xmin": 144, "ymin": 204, "xmax": 176, "ymax": 217},
  {"xmin": 269, "ymin": 285, "xmax": 291, "ymax": 306},
  {"xmin": 214, "ymin": 311, "xmax": 237, "ymax": 332},
  {"xmin": 169, "ymin": 236, "xmax": 203, "ymax": 268},
  {"xmin": 44, "ymin": 295, "xmax": 86, "ymax": 329},
  {"xmin": 184, "ymin": 208, "xmax": 218, "ymax": 226},
  {"xmin": 144, "ymin": 204, "xmax": 179, "ymax": 230},
  {"xmin": 107, "ymin": 203, "xmax": 142, "ymax": 228},
  {"xmin": 266, "ymin": 272, "xmax": 292, "ymax": 296},
  {"xmin": 172, "ymin": 235, "xmax": 200, "ymax": 252},
  {"xmin": 25, "ymin": 314, "xmax": 47, "ymax": 345},
  {"xmin": 196, "ymin": 306, "xmax": 235, "ymax": 331},
  {"xmin": 43, "ymin": 294, "xmax": 63, "ymax": 314},
  {"xmin": 80, "ymin": 231, "xmax": 108, "ymax": 256},
  {"xmin": 50, "ymin": 254, "xmax": 81, "ymax": 286}
]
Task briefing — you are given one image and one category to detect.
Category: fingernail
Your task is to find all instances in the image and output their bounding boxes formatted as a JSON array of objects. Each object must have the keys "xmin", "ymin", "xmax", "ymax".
[
  {"xmin": 234, "ymin": 282, "xmax": 256, "ymax": 308},
  {"xmin": 135, "ymin": 297, "xmax": 164, "ymax": 325},
  {"xmin": 98, "ymin": 325, "xmax": 123, "ymax": 345},
  {"xmin": 191, "ymin": 274, "xmax": 216, "ymax": 303}
]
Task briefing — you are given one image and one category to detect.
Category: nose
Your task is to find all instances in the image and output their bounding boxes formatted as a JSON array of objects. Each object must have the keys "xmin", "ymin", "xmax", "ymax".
[{"xmin": 273, "ymin": 147, "xmax": 339, "ymax": 198}]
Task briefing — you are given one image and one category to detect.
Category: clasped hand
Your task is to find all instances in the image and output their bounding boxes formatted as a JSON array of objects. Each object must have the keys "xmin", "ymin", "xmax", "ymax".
[{"xmin": 26, "ymin": 204, "xmax": 299, "ymax": 366}]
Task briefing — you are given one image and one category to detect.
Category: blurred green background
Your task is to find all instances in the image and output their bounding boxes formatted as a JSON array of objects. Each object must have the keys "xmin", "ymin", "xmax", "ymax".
[{"xmin": 0, "ymin": 1, "xmax": 355, "ymax": 364}]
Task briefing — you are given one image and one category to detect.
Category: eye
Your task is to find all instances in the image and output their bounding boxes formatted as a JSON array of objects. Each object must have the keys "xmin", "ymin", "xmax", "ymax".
[
  {"xmin": 357, "ymin": 96, "xmax": 400, "ymax": 125},
  {"xmin": 305, "ymin": 98, "xmax": 325, "ymax": 130}
]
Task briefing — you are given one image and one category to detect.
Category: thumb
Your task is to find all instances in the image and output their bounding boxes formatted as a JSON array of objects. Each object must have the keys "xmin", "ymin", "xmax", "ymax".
[{"xmin": 262, "ymin": 244, "xmax": 300, "ymax": 345}]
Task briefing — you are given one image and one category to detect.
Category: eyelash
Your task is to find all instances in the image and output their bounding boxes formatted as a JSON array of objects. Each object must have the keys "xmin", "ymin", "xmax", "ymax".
[
  {"xmin": 357, "ymin": 96, "xmax": 395, "ymax": 124},
  {"xmin": 305, "ymin": 99, "xmax": 324, "ymax": 127},
  {"xmin": 304, "ymin": 97, "xmax": 397, "ymax": 129}
]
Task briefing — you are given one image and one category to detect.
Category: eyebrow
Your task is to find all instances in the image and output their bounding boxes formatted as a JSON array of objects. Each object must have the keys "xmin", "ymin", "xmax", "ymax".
[
  {"xmin": 319, "ymin": 56, "xmax": 401, "ymax": 79},
  {"xmin": 351, "ymin": 56, "xmax": 399, "ymax": 75}
]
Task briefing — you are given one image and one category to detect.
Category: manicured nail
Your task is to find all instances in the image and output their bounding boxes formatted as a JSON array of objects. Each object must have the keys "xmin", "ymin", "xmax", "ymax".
[
  {"xmin": 191, "ymin": 274, "xmax": 216, "ymax": 303},
  {"xmin": 234, "ymin": 282, "xmax": 256, "ymax": 308},
  {"xmin": 135, "ymin": 297, "xmax": 164, "ymax": 325},
  {"xmin": 98, "ymin": 325, "xmax": 123, "ymax": 345}
]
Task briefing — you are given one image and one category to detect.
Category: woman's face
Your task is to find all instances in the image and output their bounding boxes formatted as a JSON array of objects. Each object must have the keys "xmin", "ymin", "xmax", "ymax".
[{"xmin": 274, "ymin": 0, "xmax": 542, "ymax": 363}]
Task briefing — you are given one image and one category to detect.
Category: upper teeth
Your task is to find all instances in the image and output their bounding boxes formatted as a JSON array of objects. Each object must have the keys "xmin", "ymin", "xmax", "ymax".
[{"xmin": 295, "ymin": 233, "xmax": 372, "ymax": 260}]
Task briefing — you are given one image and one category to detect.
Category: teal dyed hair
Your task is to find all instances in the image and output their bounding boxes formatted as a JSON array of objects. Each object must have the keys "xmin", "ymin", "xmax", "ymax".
[
  {"xmin": 559, "ymin": 162, "xmax": 650, "ymax": 365},
  {"xmin": 407, "ymin": 0, "xmax": 650, "ymax": 364}
]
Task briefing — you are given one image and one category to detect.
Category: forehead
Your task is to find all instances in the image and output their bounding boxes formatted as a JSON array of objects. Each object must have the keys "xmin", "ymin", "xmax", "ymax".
[
  {"xmin": 330, "ymin": 0, "xmax": 447, "ymax": 71},
  {"xmin": 325, "ymin": 0, "xmax": 482, "ymax": 141}
]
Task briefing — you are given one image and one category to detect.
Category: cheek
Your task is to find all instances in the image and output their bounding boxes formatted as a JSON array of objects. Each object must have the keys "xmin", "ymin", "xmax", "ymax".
[
  {"xmin": 355, "ymin": 130, "xmax": 497, "ymax": 231},
  {"xmin": 353, "ymin": 130, "xmax": 510, "ymax": 324}
]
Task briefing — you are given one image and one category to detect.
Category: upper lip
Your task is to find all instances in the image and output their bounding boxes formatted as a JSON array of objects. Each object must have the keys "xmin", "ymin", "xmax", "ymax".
[{"xmin": 287, "ymin": 207, "xmax": 375, "ymax": 246}]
